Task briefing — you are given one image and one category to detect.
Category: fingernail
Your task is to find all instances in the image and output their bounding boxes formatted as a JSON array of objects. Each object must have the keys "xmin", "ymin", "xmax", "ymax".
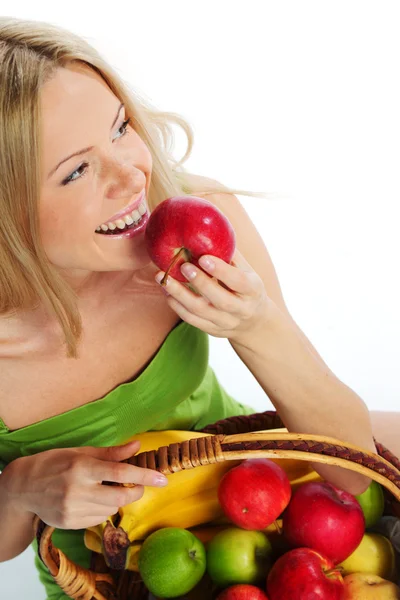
[
  {"xmin": 154, "ymin": 474, "xmax": 169, "ymax": 486},
  {"xmin": 181, "ymin": 263, "xmax": 197, "ymax": 280},
  {"xmin": 155, "ymin": 272, "xmax": 170, "ymax": 294},
  {"xmin": 128, "ymin": 440, "xmax": 140, "ymax": 449},
  {"xmin": 199, "ymin": 256, "xmax": 214, "ymax": 271}
]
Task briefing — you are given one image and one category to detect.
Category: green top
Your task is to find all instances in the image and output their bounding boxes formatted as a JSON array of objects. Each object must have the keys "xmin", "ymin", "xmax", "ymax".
[{"xmin": 0, "ymin": 321, "xmax": 255, "ymax": 599}]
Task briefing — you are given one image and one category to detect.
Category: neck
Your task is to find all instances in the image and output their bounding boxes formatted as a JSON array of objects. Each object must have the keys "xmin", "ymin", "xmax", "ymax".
[
  {"xmin": 58, "ymin": 268, "xmax": 134, "ymax": 297},
  {"xmin": 0, "ymin": 263, "xmax": 159, "ymax": 350}
]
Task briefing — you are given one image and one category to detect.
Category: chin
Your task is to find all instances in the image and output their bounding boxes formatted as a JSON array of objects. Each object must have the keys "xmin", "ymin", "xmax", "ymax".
[
  {"xmin": 104, "ymin": 256, "xmax": 152, "ymax": 274},
  {"xmin": 95, "ymin": 236, "xmax": 152, "ymax": 271}
]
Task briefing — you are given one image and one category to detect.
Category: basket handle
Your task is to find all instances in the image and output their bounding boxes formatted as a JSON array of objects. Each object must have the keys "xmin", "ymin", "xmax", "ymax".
[
  {"xmin": 125, "ymin": 430, "xmax": 400, "ymax": 503},
  {"xmin": 34, "ymin": 414, "xmax": 400, "ymax": 600},
  {"xmin": 200, "ymin": 409, "xmax": 400, "ymax": 472}
]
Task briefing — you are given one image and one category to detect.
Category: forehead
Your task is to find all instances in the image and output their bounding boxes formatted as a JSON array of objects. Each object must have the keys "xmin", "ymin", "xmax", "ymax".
[
  {"xmin": 40, "ymin": 63, "xmax": 116, "ymax": 126},
  {"xmin": 40, "ymin": 63, "xmax": 119, "ymax": 176}
]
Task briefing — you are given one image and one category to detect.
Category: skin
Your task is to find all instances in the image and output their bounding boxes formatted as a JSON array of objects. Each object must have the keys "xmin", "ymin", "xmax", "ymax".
[{"xmin": 40, "ymin": 61, "xmax": 153, "ymax": 292}]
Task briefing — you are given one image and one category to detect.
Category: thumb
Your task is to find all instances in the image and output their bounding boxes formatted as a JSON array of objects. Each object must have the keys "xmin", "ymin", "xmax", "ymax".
[{"xmin": 81, "ymin": 439, "xmax": 141, "ymax": 462}]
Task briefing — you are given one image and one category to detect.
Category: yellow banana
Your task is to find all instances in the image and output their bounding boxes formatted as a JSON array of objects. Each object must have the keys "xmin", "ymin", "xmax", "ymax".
[
  {"xmin": 118, "ymin": 485, "xmax": 224, "ymax": 542},
  {"xmin": 84, "ymin": 429, "xmax": 321, "ymax": 571},
  {"xmin": 84, "ymin": 527, "xmax": 142, "ymax": 571},
  {"xmin": 84, "ymin": 529, "xmax": 101, "ymax": 554},
  {"xmin": 85, "ymin": 429, "xmax": 243, "ymax": 570},
  {"xmin": 85, "ymin": 490, "xmax": 227, "ymax": 572}
]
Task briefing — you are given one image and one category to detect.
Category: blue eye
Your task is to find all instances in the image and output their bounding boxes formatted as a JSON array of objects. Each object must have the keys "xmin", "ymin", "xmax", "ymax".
[{"xmin": 61, "ymin": 117, "xmax": 132, "ymax": 186}]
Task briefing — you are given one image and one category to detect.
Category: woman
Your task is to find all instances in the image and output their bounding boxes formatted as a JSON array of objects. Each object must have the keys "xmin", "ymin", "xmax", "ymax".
[{"xmin": 0, "ymin": 16, "xmax": 397, "ymax": 600}]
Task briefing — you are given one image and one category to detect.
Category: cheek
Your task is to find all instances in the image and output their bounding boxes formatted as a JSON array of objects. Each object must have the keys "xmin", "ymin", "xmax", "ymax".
[
  {"xmin": 38, "ymin": 197, "xmax": 94, "ymax": 252},
  {"xmin": 39, "ymin": 203, "xmax": 63, "ymax": 247}
]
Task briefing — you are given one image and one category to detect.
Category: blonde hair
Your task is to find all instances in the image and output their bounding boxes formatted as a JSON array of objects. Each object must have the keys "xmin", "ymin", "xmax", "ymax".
[{"xmin": 0, "ymin": 16, "xmax": 277, "ymax": 358}]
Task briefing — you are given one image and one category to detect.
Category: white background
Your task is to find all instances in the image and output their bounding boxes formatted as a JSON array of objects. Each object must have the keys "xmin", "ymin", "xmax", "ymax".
[{"xmin": 1, "ymin": 1, "xmax": 399, "ymax": 598}]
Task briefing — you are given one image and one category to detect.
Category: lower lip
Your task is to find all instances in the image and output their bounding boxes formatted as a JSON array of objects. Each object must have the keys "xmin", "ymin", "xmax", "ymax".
[{"xmin": 96, "ymin": 211, "xmax": 149, "ymax": 239}]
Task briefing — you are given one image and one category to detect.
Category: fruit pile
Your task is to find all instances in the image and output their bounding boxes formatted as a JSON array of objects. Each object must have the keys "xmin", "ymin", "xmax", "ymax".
[
  {"xmin": 84, "ymin": 426, "xmax": 399, "ymax": 599},
  {"xmin": 135, "ymin": 459, "xmax": 399, "ymax": 599}
]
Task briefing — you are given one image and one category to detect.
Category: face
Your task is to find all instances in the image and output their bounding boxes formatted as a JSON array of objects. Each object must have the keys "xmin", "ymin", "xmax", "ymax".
[{"xmin": 39, "ymin": 62, "xmax": 153, "ymax": 282}]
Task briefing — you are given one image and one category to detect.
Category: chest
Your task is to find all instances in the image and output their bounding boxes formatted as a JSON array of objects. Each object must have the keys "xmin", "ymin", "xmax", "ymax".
[{"xmin": 0, "ymin": 287, "xmax": 181, "ymax": 431}]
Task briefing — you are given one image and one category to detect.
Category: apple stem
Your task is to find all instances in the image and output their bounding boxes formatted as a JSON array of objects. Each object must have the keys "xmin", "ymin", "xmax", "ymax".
[
  {"xmin": 273, "ymin": 520, "xmax": 282, "ymax": 535},
  {"xmin": 325, "ymin": 566, "xmax": 344, "ymax": 578},
  {"xmin": 160, "ymin": 247, "xmax": 187, "ymax": 287}
]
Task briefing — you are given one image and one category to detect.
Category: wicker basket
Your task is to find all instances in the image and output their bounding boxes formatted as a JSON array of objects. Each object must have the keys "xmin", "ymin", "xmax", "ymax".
[{"xmin": 34, "ymin": 410, "xmax": 400, "ymax": 600}]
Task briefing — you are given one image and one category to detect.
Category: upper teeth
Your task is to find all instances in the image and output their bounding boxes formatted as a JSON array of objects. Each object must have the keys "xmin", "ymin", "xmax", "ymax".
[{"xmin": 96, "ymin": 197, "xmax": 147, "ymax": 232}]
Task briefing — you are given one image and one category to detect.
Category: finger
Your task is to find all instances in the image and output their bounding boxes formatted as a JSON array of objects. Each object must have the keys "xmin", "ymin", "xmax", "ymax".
[
  {"xmin": 160, "ymin": 270, "xmax": 236, "ymax": 320},
  {"xmin": 156, "ymin": 257, "xmax": 243, "ymax": 317},
  {"xmin": 163, "ymin": 294, "xmax": 237, "ymax": 333},
  {"xmin": 72, "ymin": 483, "xmax": 144, "ymax": 512},
  {"xmin": 78, "ymin": 516, "xmax": 121, "ymax": 529},
  {"xmin": 197, "ymin": 254, "xmax": 258, "ymax": 296},
  {"xmin": 92, "ymin": 483, "xmax": 145, "ymax": 508},
  {"xmin": 179, "ymin": 263, "xmax": 243, "ymax": 314},
  {"xmin": 61, "ymin": 512, "xmax": 132, "ymax": 531},
  {"xmin": 88, "ymin": 459, "xmax": 169, "ymax": 488},
  {"xmin": 230, "ymin": 247, "xmax": 254, "ymax": 270},
  {"xmin": 80, "ymin": 440, "xmax": 141, "ymax": 462}
]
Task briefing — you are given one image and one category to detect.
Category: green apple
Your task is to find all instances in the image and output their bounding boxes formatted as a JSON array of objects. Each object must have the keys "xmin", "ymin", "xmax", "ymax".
[
  {"xmin": 138, "ymin": 527, "xmax": 206, "ymax": 598},
  {"xmin": 355, "ymin": 480, "xmax": 385, "ymax": 528},
  {"xmin": 206, "ymin": 527, "xmax": 273, "ymax": 588}
]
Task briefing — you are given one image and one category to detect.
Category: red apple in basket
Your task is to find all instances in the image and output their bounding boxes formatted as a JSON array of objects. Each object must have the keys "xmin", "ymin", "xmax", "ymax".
[
  {"xmin": 282, "ymin": 481, "xmax": 365, "ymax": 564},
  {"xmin": 267, "ymin": 548, "xmax": 345, "ymax": 600},
  {"xmin": 144, "ymin": 195, "xmax": 236, "ymax": 284},
  {"xmin": 218, "ymin": 458, "xmax": 292, "ymax": 530},
  {"xmin": 216, "ymin": 584, "xmax": 270, "ymax": 599}
]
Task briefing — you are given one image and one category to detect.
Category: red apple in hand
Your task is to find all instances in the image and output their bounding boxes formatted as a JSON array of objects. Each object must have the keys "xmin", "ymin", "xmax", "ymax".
[
  {"xmin": 218, "ymin": 459, "xmax": 292, "ymax": 530},
  {"xmin": 217, "ymin": 584, "xmax": 269, "ymax": 599},
  {"xmin": 267, "ymin": 548, "xmax": 345, "ymax": 600},
  {"xmin": 144, "ymin": 195, "xmax": 236, "ymax": 283},
  {"xmin": 282, "ymin": 481, "xmax": 365, "ymax": 564}
]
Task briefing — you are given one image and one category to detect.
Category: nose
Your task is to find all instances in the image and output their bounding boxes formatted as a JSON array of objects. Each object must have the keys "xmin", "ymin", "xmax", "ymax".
[{"xmin": 104, "ymin": 155, "xmax": 146, "ymax": 200}]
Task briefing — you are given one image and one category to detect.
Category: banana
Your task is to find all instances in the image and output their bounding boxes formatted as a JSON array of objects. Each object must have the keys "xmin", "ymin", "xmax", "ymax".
[
  {"xmin": 84, "ymin": 528, "xmax": 101, "ymax": 554},
  {"xmin": 84, "ymin": 516, "xmax": 114, "ymax": 558},
  {"xmin": 85, "ymin": 429, "xmax": 243, "ymax": 570},
  {"xmin": 84, "ymin": 429, "xmax": 321, "ymax": 571},
  {"xmin": 84, "ymin": 528, "xmax": 142, "ymax": 571},
  {"xmin": 118, "ymin": 485, "xmax": 224, "ymax": 543}
]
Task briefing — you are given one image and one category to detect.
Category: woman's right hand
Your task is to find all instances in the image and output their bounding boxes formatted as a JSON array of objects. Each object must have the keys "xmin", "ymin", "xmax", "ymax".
[{"xmin": 3, "ymin": 440, "xmax": 168, "ymax": 530}]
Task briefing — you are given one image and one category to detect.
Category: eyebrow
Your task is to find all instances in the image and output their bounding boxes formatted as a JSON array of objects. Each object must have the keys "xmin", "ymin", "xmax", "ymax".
[{"xmin": 47, "ymin": 102, "xmax": 125, "ymax": 179}]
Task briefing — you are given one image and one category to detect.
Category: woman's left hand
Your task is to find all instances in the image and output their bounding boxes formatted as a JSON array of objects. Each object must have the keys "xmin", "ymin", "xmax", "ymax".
[{"xmin": 154, "ymin": 248, "xmax": 280, "ymax": 346}]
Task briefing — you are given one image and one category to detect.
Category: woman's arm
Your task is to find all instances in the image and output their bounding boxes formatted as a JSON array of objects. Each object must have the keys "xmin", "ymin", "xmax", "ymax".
[
  {"xmin": 205, "ymin": 189, "xmax": 375, "ymax": 492},
  {"xmin": 229, "ymin": 305, "xmax": 374, "ymax": 495},
  {"xmin": 0, "ymin": 465, "xmax": 36, "ymax": 561},
  {"xmin": 0, "ymin": 441, "xmax": 167, "ymax": 562},
  {"xmin": 169, "ymin": 183, "xmax": 376, "ymax": 494}
]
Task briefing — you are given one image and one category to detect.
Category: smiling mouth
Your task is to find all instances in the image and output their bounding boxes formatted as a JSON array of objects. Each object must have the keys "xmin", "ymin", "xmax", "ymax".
[{"xmin": 95, "ymin": 191, "xmax": 147, "ymax": 235}]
